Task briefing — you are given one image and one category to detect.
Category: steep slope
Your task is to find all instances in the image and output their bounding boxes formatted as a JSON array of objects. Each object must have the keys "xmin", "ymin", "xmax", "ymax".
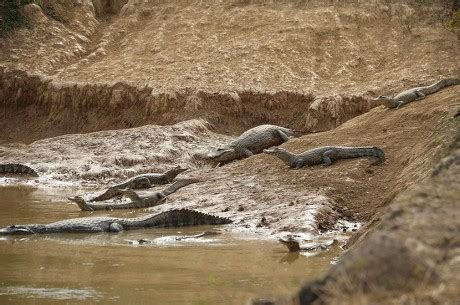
[
  {"xmin": 278, "ymin": 119, "xmax": 460, "ymax": 305},
  {"xmin": 0, "ymin": 1, "xmax": 459, "ymax": 143}
]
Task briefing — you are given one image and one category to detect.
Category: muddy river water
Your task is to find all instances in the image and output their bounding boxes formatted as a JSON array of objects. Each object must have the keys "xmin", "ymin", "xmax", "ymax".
[{"xmin": 0, "ymin": 185, "xmax": 340, "ymax": 305}]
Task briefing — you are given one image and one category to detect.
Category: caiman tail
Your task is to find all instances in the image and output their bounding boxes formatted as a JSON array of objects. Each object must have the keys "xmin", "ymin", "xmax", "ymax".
[
  {"xmin": 338, "ymin": 146, "xmax": 385, "ymax": 165},
  {"xmin": 161, "ymin": 178, "xmax": 200, "ymax": 196},
  {"xmin": 89, "ymin": 186, "xmax": 122, "ymax": 202},
  {"xmin": 0, "ymin": 164, "xmax": 39, "ymax": 177},
  {"xmin": 117, "ymin": 189, "xmax": 141, "ymax": 201},
  {"xmin": 117, "ymin": 179, "xmax": 199, "ymax": 200},
  {"xmin": 424, "ymin": 78, "xmax": 460, "ymax": 95}
]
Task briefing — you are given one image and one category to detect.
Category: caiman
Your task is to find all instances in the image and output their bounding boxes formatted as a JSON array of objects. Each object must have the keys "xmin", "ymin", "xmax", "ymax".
[
  {"xmin": 208, "ymin": 124, "xmax": 301, "ymax": 164},
  {"xmin": 0, "ymin": 209, "xmax": 232, "ymax": 235},
  {"xmin": 68, "ymin": 179, "xmax": 199, "ymax": 211},
  {"xmin": 0, "ymin": 163, "xmax": 39, "ymax": 177},
  {"xmin": 263, "ymin": 146, "xmax": 385, "ymax": 168},
  {"xmin": 372, "ymin": 78, "xmax": 460, "ymax": 109},
  {"xmin": 89, "ymin": 166, "xmax": 187, "ymax": 201},
  {"xmin": 279, "ymin": 237, "xmax": 338, "ymax": 252}
]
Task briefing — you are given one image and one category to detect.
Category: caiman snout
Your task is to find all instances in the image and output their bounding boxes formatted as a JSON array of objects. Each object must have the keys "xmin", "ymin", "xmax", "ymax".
[
  {"xmin": 173, "ymin": 166, "xmax": 189, "ymax": 173},
  {"xmin": 0, "ymin": 225, "xmax": 33, "ymax": 235},
  {"xmin": 207, "ymin": 147, "xmax": 236, "ymax": 162},
  {"xmin": 263, "ymin": 147, "xmax": 284, "ymax": 154}
]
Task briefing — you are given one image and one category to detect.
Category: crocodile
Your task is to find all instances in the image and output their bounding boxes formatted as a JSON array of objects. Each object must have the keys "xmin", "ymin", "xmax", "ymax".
[
  {"xmin": 0, "ymin": 164, "xmax": 39, "ymax": 177},
  {"xmin": 279, "ymin": 237, "xmax": 338, "ymax": 252},
  {"xmin": 372, "ymin": 78, "xmax": 460, "ymax": 109},
  {"xmin": 68, "ymin": 179, "xmax": 199, "ymax": 211},
  {"xmin": 208, "ymin": 124, "xmax": 301, "ymax": 164},
  {"xmin": 88, "ymin": 166, "xmax": 187, "ymax": 201},
  {"xmin": 0, "ymin": 209, "xmax": 232, "ymax": 235},
  {"xmin": 263, "ymin": 146, "xmax": 385, "ymax": 168}
]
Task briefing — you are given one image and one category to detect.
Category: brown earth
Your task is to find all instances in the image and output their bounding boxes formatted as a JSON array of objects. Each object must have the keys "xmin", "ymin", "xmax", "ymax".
[
  {"xmin": 0, "ymin": 68, "xmax": 372, "ymax": 144},
  {"xmin": 1, "ymin": 0, "xmax": 459, "ymax": 143},
  {"xmin": 0, "ymin": 0, "xmax": 460, "ymax": 304},
  {"xmin": 269, "ymin": 121, "xmax": 459, "ymax": 305},
  {"xmin": 2, "ymin": 0, "xmax": 459, "ymax": 93}
]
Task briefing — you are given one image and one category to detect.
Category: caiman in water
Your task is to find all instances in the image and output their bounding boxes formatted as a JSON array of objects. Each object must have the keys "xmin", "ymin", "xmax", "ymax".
[
  {"xmin": 68, "ymin": 179, "xmax": 199, "ymax": 211},
  {"xmin": 0, "ymin": 163, "xmax": 39, "ymax": 177},
  {"xmin": 0, "ymin": 209, "xmax": 232, "ymax": 235}
]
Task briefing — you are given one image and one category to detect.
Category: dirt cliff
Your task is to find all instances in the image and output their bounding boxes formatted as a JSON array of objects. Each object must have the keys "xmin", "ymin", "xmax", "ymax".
[{"xmin": 1, "ymin": 0, "xmax": 459, "ymax": 143}]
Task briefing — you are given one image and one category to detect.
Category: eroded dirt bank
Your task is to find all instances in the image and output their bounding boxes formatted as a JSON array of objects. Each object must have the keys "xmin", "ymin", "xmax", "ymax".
[
  {"xmin": 0, "ymin": 68, "xmax": 371, "ymax": 143},
  {"xmin": 268, "ymin": 120, "xmax": 459, "ymax": 305},
  {"xmin": 1, "ymin": 0, "xmax": 459, "ymax": 143}
]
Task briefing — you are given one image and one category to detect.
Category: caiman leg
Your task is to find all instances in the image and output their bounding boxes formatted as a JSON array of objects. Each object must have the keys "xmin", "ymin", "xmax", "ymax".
[
  {"xmin": 294, "ymin": 159, "xmax": 304, "ymax": 169},
  {"xmin": 240, "ymin": 147, "xmax": 254, "ymax": 157},
  {"xmin": 395, "ymin": 101, "xmax": 405, "ymax": 109},
  {"xmin": 322, "ymin": 150, "xmax": 336, "ymax": 166},
  {"xmin": 277, "ymin": 130, "xmax": 290, "ymax": 142},
  {"xmin": 110, "ymin": 223, "xmax": 124, "ymax": 232},
  {"xmin": 416, "ymin": 91, "xmax": 426, "ymax": 99},
  {"xmin": 397, "ymin": 91, "xmax": 425, "ymax": 109}
]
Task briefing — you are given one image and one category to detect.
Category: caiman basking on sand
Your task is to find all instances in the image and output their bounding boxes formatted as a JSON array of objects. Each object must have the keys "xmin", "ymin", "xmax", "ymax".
[
  {"xmin": 0, "ymin": 163, "xmax": 39, "ymax": 177},
  {"xmin": 68, "ymin": 179, "xmax": 199, "ymax": 211},
  {"xmin": 0, "ymin": 209, "xmax": 232, "ymax": 235},
  {"xmin": 88, "ymin": 166, "xmax": 187, "ymax": 201},
  {"xmin": 208, "ymin": 124, "xmax": 301, "ymax": 164},
  {"xmin": 263, "ymin": 146, "xmax": 385, "ymax": 168},
  {"xmin": 372, "ymin": 78, "xmax": 460, "ymax": 109}
]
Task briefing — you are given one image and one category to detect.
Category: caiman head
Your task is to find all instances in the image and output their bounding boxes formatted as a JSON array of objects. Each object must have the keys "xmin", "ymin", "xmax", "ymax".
[
  {"xmin": 372, "ymin": 95, "xmax": 395, "ymax": 107},
  {"xmin": 169, "ymin": 166, "xmax": 188, "ymax": 175},
  {"xmin": 68, "ymin": 196, "xmax": 93, "ymax": 211},
  {"xmin": 207, "ymin": 146, "xmax": 239, "ymax": 164},
  {"xmin": 0, "ymin": 225, "xmax": 35, "ymax": 235},
  {"xmin": 278, "ymin": 237, "xmax": 301, "ymax": 252}
]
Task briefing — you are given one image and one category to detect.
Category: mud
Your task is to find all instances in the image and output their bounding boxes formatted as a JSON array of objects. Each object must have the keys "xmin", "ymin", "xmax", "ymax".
[{"xmin": 0, "ymin": 119, "xmax": 227, "ymax": 182}]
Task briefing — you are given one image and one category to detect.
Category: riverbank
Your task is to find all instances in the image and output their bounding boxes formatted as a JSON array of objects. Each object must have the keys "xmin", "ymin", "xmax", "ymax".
[{"xmin": 269, "ymin": 118, "xmax": 459, "ymax": 305}]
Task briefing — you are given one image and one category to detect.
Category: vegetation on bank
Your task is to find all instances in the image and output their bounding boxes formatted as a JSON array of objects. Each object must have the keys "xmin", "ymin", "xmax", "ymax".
[
  {"xmin": 0, "ymin": 0, "xmax": 59, "ymax": 35},
  {"xmin": 0, "ymin": 0, "xmax": 31, "ymax": 33},
  {"xmin": 448, "ymin": 10, "xmax": 460, "ymax": 29}
]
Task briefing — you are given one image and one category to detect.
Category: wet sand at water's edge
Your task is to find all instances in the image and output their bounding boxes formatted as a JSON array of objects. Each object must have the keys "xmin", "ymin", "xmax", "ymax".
[{"xmin": 0, "ymin": 186, "xmax": 341, "ymax": 305}]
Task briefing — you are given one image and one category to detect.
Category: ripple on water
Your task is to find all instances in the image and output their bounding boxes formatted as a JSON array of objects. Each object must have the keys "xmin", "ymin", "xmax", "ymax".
[{"xmin": 0, "ymin": 286, "xmax": 104, "ymax": 301}]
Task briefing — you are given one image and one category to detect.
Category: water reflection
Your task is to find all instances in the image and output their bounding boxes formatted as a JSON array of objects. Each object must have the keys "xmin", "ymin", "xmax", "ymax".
[{"xmin": 0, "ymin": 286, "xmax": 104, "ymax": 301}]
